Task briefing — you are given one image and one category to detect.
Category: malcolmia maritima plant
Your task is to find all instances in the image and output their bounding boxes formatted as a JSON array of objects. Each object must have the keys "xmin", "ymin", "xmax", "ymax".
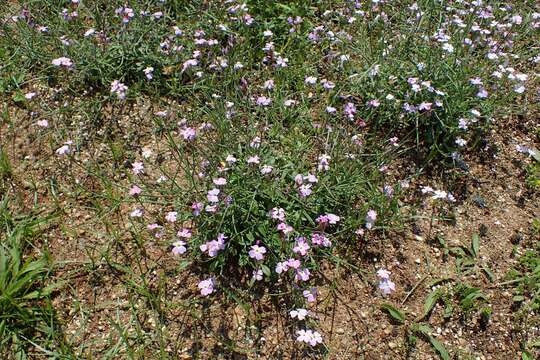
[{"xmin": 16, "ymin": 0, "xmax": 537, "ymax": 350}]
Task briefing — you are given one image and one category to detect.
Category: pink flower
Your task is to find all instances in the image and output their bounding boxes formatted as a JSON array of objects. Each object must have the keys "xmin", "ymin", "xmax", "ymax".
[
  {"xmin": 198, "ymin": 278, "xmax": 215, "ymax": 296},
  {"xmin": 213, "ymin": 177, "xmax": 227, "ymax": 186},
  {"xmin": 316, "ymin": 213, "xmax": 340, "ymax": 226},
  {"xmin": 293, "ymin": 237, "xmax": 310, "ymax": 256},
  {"xmin": 249, "ymin": 244, "xmax": 266, "ymax": 261},
  {"xmin": 177, "ymin": 228, "xmax": 192, "ymax": 238},
  {"xmin": 200, "ymin": 234, "xmax": 227, "ymax": 257},
  {"xmin": 247, "ymin": 156, "xmax": 260, "ymax": 165},
  {"xmin": 377, "ymin": 269, "xmax": 391, "ymax": 280},
  {"xmin": 182, "ymin": 59, "xmax": 198, "ymax": 72},
  {"xmin": 277, "ymin": 222, "xmax": 293, "ymax": 234},
  {"xmin": 260, "ymin": 165, "xmax": 273, "ymax": 174},
  {"xmin": 36, "ymin": 119, "xmax": 49, "ymax": 128},
  {"xmin": 25, "ymin": 92, "xmax": 36, "ymax": 100},
  {"xmin": 129, "ymin": 185, "xmax": 142, "ymax": 196},
  {"xmin": 290, "ymin": 308, "xmax": 308, "ymax": 320},
  {"xmin": 296, "ymin": 329, "xmax": 323, "ymax": 346},
  {"xmin": 207, "ymin": 188, "xmax": 220, "ymax": 203},
  {"xmin": 181, "ymin": 127, "xmax": 196, "ymax": 141},
  {"xmin": 110, "ymin": 80, "xmax": 127, "ymax": 99},
  {"xmin": 52, "ymin": 57, "xmax": 73, "ymax": 68},
  {"xmin": 269, "ymin": 207, "xmax": 286, "ymax": 221},
  {"xmin": 130, "ymin": 208, "xmax": 143, "ymax": 218},
  {"xmin": 131, "ymin": 161, "xmax": 144, "ymax": 175},
  {"xmin": 275, "ymin": 261, "xmax": 288, "ymax": 274},
  {"xmin": 192, "ymin": 202, "xmax": 203, "ymax": 216},
  {"xmin": 311, "ymin": 233, "xmax": 331, "ymax": 247},
  {"xmin": 286, "ymin": 258, "xmax": 301, "ymax": 269},
  {"xmin": 165, "ymin": 211, "xmax": 177, "ymax": 223}
]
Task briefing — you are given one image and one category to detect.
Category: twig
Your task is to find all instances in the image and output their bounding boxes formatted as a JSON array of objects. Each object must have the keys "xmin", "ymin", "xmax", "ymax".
[{"xmin": 401, "ymin": 274, "xmax": 428, "ymax": 305}]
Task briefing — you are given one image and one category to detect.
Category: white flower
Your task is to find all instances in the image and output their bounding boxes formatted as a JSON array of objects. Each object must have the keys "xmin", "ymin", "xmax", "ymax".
[{"xmin": 290, "ymin": 308, "xmax": 308, "ymax": 320}]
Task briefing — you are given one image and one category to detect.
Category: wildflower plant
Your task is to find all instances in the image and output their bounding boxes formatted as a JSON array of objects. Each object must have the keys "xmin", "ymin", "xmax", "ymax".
[{"xmin": 1, "ymin": 0, "xmax": 539, "ymax": 356}]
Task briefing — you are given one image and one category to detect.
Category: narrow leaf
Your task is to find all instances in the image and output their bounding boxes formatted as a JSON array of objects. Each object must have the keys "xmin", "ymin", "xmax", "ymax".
[
  {"xmin": 422, "ymin": 289, "xmax": 442, "ymax": 319},
  {"xmin": 380, "ymin": 303, "xmax": 405, "ymax": 324},
  {"xmin": 427, "ymin": 335, "xmax": 451, "ymax": 360},
  {"xmin": 471, "ymin": 234, "xmax": 479, "ymax": 258}
]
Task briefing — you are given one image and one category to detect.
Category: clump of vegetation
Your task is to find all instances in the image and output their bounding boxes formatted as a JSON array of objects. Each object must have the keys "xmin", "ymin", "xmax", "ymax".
[{"xmin": 0, "ymin": 0, "xmax": 539, "ymax": 357}]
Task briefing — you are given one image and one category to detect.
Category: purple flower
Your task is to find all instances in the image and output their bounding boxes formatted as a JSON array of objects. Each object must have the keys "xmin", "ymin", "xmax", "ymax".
[
  {"xmin": 379, "ymin": 279, "xmax": 396, "ymax": 295},
  {"xmin": 303, "ymin": 288, "xmax": 318, "ymax": 303},
  {"xmin": 198, "ymin": 278, "xmax": 215, "ymax": 296},
  {"xmin": 181, "ymin": 127, "xmax": 196, "ymax": 141},
  {"xmin": 365, "ymin": 210, "xmax": 377, "ymax": 229},
  {"xmin": 377, "ymin": 268, "xmax": 395, "ymax": 295},
  {"xmin": 192, "ymin": 202, "xmax": 203, "ymax": 216},
  {"xmin": 295, "ymin": 268, "xmax": 311, "ymax": 282},
  {"xmin": 298, "ymin": 184, "xmax": 312, "ymax": 197},
  {"xmin": 343, "ymin": 102, "xmax": 357, "ymax": 119},
  {"xmin": 377, "ymin": 269, "xmax": 391, "ymax": 280},
  {"xmin": 172, "ymin": 240, "xmax": 187, "ymax": 255},
  {"xmin": 110, "ymin": 80, "xmax": 128, "ymax": 99},
  {"xmin": 252, "ymin": 269, "xmax": 263, "ymax": 281},
  {"xmin": 256, "ymin": 96, "xmax": 272, "ymax": 106}
]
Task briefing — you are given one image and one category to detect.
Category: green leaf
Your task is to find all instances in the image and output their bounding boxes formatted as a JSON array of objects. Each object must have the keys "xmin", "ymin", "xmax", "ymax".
[
  {"xmin": 422, "ymin": 289, "xmax": 442, "ymax": 319},
  {"xmin": 482, "ymin": 266, "xmax": 495, "ymax": 282},
  {"xmin": 427, "ymin": 335, "xmax": 451, "ymax": 360},
  {"xmin": 276, "ymin": 3, "xmax": 294, "ymax": 12},
  {"xmin": 529, "ymin": 148, "xmax": 540, "ymax": 163},
  {"xmin": 260, "ymin": 264, "xmax": 271, "ymax": 277},
  {"xmin": 471, "ymin": 234, "xmax": 479, "ymax": 258},
  {"xmin": 414, "ymin": 324, "xmax": 432, "ymax": 336},
  {"xmin": 12, "ymin": 92, "xmax": 26, "ymax": 103},
  {"xmin": 380, "ymin": 303, "xmax": 405, "ymax": 324}
]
